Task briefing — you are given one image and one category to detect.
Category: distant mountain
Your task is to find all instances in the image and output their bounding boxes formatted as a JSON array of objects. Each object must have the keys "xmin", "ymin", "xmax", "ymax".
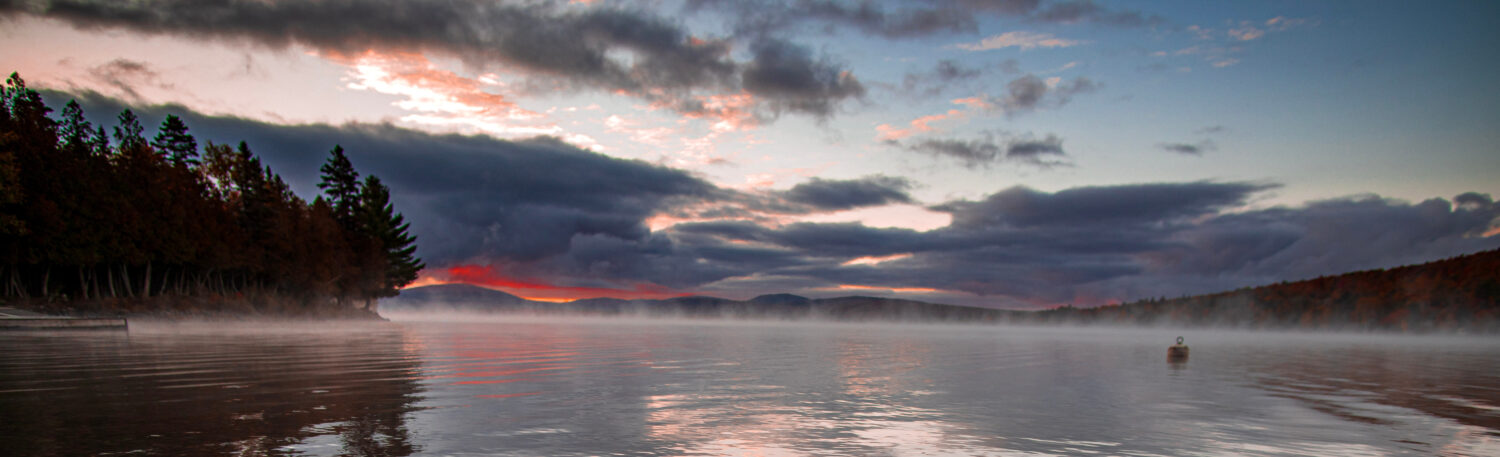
[
  {"xmin": 748, "ymin": 294, "xmax": 812, "ymax": 307},
  {"xmin": 381, "ymin": 283, "xmax": 530, "ymax": 311},
  {"xmin": 381, "ymin": 284, "xmax": 1017, "ymax": 321},
  {"xmin": 383, "ymin": 248, "xmax": 1500, "ymax": 331}
]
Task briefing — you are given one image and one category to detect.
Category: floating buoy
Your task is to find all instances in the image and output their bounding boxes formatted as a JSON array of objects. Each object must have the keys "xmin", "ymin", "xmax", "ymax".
[{"xmin": 1167, "ymin": 336, "xmax": 1189, "ymax": 361}]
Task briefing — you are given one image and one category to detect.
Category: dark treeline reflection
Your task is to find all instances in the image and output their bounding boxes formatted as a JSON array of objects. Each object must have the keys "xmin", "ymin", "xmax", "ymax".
[
  {"xmin": 1248, "ymin": 341, "xmax": 1500, "ymax": 434},
  {"xmin": 0, "ymin": 73, "xmax": 421, "ymax": 314},
  {"xmin": 0, "ymin": 324, "xmax": 423, "ymax": 456}
]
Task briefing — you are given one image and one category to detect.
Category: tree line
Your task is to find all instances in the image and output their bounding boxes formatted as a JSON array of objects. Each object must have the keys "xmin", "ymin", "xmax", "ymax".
[
  {"xmin": 0, "ymin": 73, "xmax": 422, "ymax": 314},
  {"xmin": 1034, "ymin": 248, "xmax": 1500, "ymax": 331}
]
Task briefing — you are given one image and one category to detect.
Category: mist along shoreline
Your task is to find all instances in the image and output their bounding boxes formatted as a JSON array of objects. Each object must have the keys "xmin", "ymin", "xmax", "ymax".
[
  {"xmin": 1, "ymin": 294, "xmax": 389, "ymax": 323},
  {"xmin": 7, "ymin": 245, "xmax": 1498, "ymax": 331}
]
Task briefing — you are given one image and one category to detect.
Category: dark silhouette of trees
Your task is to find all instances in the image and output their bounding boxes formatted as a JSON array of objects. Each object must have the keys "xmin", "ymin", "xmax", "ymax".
[
  {"xmin": 151, "ymin": 114, "xmax": 198, "ymax": 167},
  {"xmin": 0, "ymin": 72, "xmax": 422, "ymax": 315},
  {"xmin": 1042, "ymin": 248, "xmax": 1500, "ymax": 332},
  {"xmin": 357, "ymin": 175, "xmax": 424, "ymax": 308},
  {"xmin": 318, "ymin": 145, "xmax": 361, "ymax": 229}
]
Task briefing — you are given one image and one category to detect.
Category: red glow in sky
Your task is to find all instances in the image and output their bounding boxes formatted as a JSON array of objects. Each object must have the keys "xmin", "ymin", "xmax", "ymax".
[{"xmin": 440, "ymin": 264, "xmax": 688, "ymax": 301}]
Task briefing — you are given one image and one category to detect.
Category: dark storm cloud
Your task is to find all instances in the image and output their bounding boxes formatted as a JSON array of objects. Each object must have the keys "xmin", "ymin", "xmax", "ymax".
[
  {"xmin": 896, "ymin": 132, "xmax": 1068, "ymax": 168},
  {"xmin": 741, "ymin": 38, "xmax": 867, "ymax": 117},
  {"xmin": 781, "ymin": 175, "xmax": 914, "ymax": 210},
  {"xmin": 46, "ymin": 90, "xmax": 722, "ymax": 266},
  {"xmin": 38, "ymin": 90, "xmax": 1500, "ymax": 307},
  {"xmin": 932, "ymin": 182, "xmax": 1276, "ymax": 229},
  {"xmin": 1159, "ymin": 140, "xmax": 1215, "ymax": 155},
  {"xmin": 691, "ymin": 185, "xmax": 1500, "ymax": 307},
  {"xmin": 4, "ymin": 0, "xmax": 863, "ymax": 119}
]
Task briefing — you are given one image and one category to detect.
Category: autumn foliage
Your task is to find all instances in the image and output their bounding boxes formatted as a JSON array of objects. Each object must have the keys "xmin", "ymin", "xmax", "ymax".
[{"xmin": 1039, "ymin": 248, "xmax": 1500, "ymax": 331}]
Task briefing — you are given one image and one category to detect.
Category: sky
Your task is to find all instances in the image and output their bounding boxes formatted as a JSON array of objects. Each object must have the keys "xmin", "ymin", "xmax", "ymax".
[{"xmin": 3, "ymin": 0, "xmax": 1498, "ymax": 308}]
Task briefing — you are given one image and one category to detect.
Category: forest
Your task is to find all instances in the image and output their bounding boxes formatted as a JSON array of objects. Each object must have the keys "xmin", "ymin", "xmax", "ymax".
[
  {"xmin": 0, "ymin": 73, "xmax": 422, "ymax": 316},
  {"xmin": 1036, "ymin": 248, "xmax": 1500, "ymax": 331}
]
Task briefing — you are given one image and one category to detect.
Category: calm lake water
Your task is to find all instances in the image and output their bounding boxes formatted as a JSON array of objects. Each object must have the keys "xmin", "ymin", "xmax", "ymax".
[{"xmin": 2, "ymin": 316, "xmax": 1499, "ymax": 456}]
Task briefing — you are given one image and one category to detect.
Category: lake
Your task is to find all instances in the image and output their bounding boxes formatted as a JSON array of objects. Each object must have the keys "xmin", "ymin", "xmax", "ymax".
[{"xmin": 2, "ymin": 316, "xmax": 1498, "ymax": 456}]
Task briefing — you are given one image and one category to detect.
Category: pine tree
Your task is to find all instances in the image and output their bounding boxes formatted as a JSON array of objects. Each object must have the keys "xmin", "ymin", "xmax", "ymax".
[
  {"xmin": 58, "ymin": 100, "xmax": 93, "ymax": 155},
  {"xmin": 112, "ymin": 109, "xmax": 146, "ymax": 152},
  {"xmin": 151, "ymin": 114, "xmax": 198, "ymax": 167},
  {"xmin": 317, "ymin": 145, "xmax": 360, "ymax": 229},
  {"xmin": 358, "ymin": 175, "xmax": 422, "ymax": 301}
]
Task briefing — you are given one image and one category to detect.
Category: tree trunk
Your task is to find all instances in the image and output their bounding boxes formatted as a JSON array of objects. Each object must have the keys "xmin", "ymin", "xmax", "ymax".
[
  {"xmin": 120, "ymin": 264, "xmax": 134, "ymax": 298},
  {"xmin": 106, "ymin": 265, "xmax": 117, "ymax": 298},
  {"xmin": 78, "ymin": 265, "xmax": 89, "ymax": 301},
  {"xmin": 142, "ymin": 261, "xmax": 152, "ymax": 299},
  {"xmin": 41, "ymin": 266, "xmax": 50, "ymax": 298}
]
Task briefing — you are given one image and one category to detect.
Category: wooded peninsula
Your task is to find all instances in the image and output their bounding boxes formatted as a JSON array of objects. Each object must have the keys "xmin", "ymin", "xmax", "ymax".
[{"xmin": 0, "ymin": 73, "xmax": 422, "ymax": 317}]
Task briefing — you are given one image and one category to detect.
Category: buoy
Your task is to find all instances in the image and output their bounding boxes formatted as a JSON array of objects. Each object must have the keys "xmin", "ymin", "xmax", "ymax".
[{"xmin": 1167, "ymin": 336, "xmax": 1189, "ymax": 361}]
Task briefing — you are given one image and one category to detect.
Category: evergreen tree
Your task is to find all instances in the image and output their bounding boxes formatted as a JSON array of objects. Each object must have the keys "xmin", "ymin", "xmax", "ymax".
[
  {"xmin": 151, "ymin": 114, "xmax": 198, "ymax": 167},
  {"xmin": 58, "ymin": 100, "xmax": 93, "ymax": 155},
  {"xmin": 318, "ymin": 145, "xmax": 360, "ymax": 229},
  {"xmin": 90, "ymin": 126, "xmax": 110, "ymax": 156},
  {"xmin": 112, "ymin": 109, "xmax": 146, "ymax": 152},
  {"xmin": 358, "ymin": 175, "xmax": 423, "ymax": 300}
]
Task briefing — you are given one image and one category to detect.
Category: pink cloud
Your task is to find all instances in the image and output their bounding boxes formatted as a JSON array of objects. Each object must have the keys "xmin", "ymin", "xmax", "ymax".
[
  {"xmin": 876, "ymin": 109, "xmax": 963, "ymax": 141},
  {"xmin": 953, "ymin": 31, "xmax": 1087, "ymax": 51},
  {"xmin": 322, "ymin": 50, "xmax": 603, "ymax": 145}
]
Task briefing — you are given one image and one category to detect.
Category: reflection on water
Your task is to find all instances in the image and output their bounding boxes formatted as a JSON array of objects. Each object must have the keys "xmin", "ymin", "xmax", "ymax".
[
  {"xmin": 0, "ymin": 322, "xmax": 422, "ymax": 457},
  {"xmin": 3, "ymin": 317, "xmax": 1500, "ymax": 456}
]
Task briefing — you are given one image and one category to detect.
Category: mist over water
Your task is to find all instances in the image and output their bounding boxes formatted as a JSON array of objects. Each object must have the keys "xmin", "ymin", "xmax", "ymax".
[{"xmin": 2, "ymin": 317, "xmax": 1498, "ymax": 456}]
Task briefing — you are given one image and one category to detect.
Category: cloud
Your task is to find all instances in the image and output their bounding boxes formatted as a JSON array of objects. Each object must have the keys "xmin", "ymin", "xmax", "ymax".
[
  {"xmin": 965, "ymin": 74, "xmax": 1097, "ymax": 116},
  {"xmin": 686, "ymin": 0, "xmax": 1044, "ymax": 40},
  {"xmin": 787, "ymin": 0, "xmax": 977, "ymax": 38},
  {"xmin": 1004, "ymin": 135, "xmax": 1067, "ymax": 162},
  {"xmin": 1032, "ymin": 0, "xmax": 1165, "ymax": 26},
  {"xmin": 953, "ymin": 31, "xmax": 1086, "ymax": 51},
  {"xmin": 1159, "ymin": 140, "xmax": 1216, "ymax": 155},
  {"xmin": 895, "ymin": 132, "xmax": 1068, "ymax": 168},
  {"xmin": 40, "ymin": 91, "xmax": 1500, "ymax": 308},
  {"xmin": 326, "ymin": 50, "xmax": 567, "ymax": 140},
  {"xmin": 781, "ymin": 175, "xmax": 914, "ymax": 211},
  {"xmin": 5, "ymin": 0, "xmax": 862, "ymax": 120},
  {"xmin": 740, "ymin": 38, "xmax": 867, "ymax": 118},
  {"xmin": 876, "ymin": 109, "xmax": 964, "ymax": 141},
  {"xmin": 877, "ymin": 71, "xmax": 1088, "ymax": 137},
  {"xmin": 898, "ymin": 59, "xmax": 983, "ymax": 96},
  {"xmin": 48, "ymin": 90, "xmax": 720, "ymax": 265},
  {"xmin": 86, "ymin": 58, "xmax": 169, "ymax": 100},
  {"xmin": 933, "ymin": 182, "xmax": 1277, "ymax": 229}
]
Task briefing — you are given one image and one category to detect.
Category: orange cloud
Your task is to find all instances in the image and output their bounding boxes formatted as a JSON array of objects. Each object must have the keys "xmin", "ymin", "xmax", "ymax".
[
  {"xmin": 320, "ymin": 50, "xmax": 598, "ymax": 144},
  {"xmin": 840, "ymin": 253, "xmax": 914, "ymax": 266},
  {"xmin": 834, "ymin": 284, "xmax": 941, "ymax": 294},
  {"xmin": 440, "ymin": 264, "xmax": 688, "ymax": 301},
  {"xmin": 672, "ymin": 91, "xmax": 759, "ymax": 132},
  {"xmin": 876, "ymin": 109, "xmax": 963, "ymax": 141}
]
